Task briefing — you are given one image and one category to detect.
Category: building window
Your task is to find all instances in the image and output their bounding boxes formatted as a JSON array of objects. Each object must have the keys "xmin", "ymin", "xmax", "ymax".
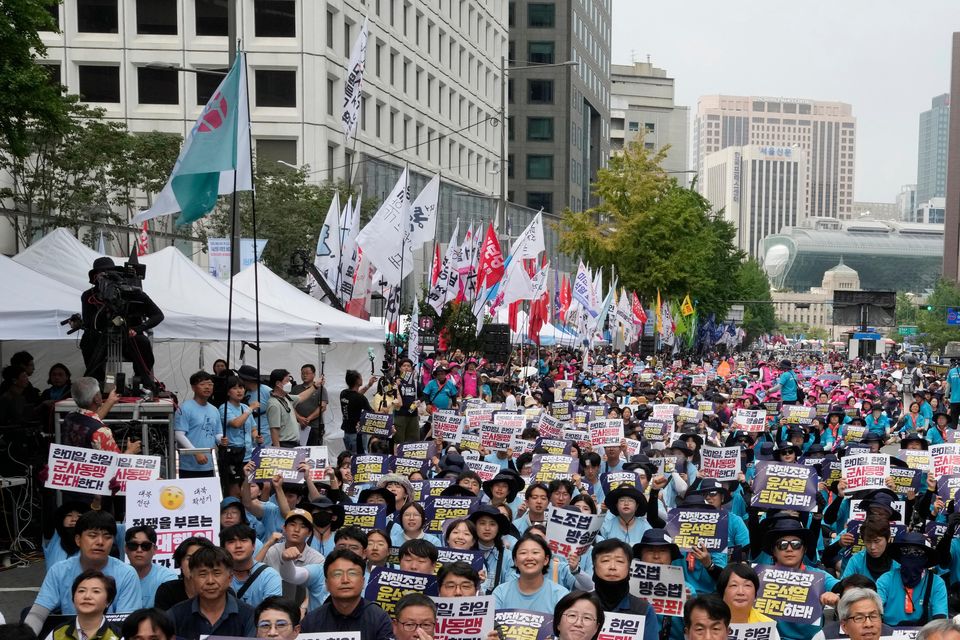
[
  {"xmin": 254, "ymin": 0, "xmax": 296, "ymax": 37},
  {"xmin": 644, "ymin": 122, "xmax": 655, "ymax": 133},
  {"xmin": 527, "ymin": 191, "xmax": 553, "ymax": 211},
  {"xmin": 527, "ymin": 155, "xmax": 553, "ymax": 179},
  {"xmin": 196, "ymin": 0, "xmax": 228, "ymax": 36},
  {"xmin": 628, "ymin": 121, "xmax": 638, "ymax": 132},
  {"xmin": 527, "ymin": 3, "xmax": 555, "ymax": 27},
  {"xmin": 255, "ymin": 69, "xmax": 297, "ymax": 107},
  {"xmin": 528, "ymin": 41, "xmax": 555, "ymax": 64},
  {"xmin": 508, "ymin": 2, "xmax": 515, "ymax": 27},
  {"xmin": 136, "ymin": 0, "xmax": 177, "ymax": 34},
  {"xmin": 527, "ymin": 117, "xmax": 554, "ymax": 141},
  {"xmin": 507, "ymin": 116, "xmax": 514, "ymax": 140},
  {"xmin": 326, "ymin": 10, "xmax": 335, "ymax": 48},
  {"xmin": 78, "ymin": 65, "xmax": 120, "ymax": 103},
  {"xmin": 137, "ymin": 67, "xmax": 178, "ymax": 104},
  {"xmin": 527, "ymin": 79, "xmax": 553, "ymax": 103},
  {"xmin": 196, "ymin": 68, "xmax": 227, "ymax": 104},
  {"xmin": 44, "ymin": 3, "xmax": 59, "ymax": 29},
  {"xmin": 77, "ymin": 0, "xmax": 118, "ymax": 33},
  {"xmin": 327, "ymin": 78, "xmax": 335, "ymax": 115},
  {"xmin": 256, "ymin": 138, "xmax": 297, "ymax": 166},
  {"xmin": 507, "ymin": 154, "xmax": 514, "ymax": 178}
]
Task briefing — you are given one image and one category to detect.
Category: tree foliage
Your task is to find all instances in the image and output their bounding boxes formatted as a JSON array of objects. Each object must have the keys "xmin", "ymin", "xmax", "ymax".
[
  {"xmin": 917, "ymin": 279, "xmax": 960, "ymax": 353},
  {"xmin": 205, "ymin": 163, "xmax": 376, "ymax": 284},
  {"xmin": 558, "ymin": 141, "xmax": 745, "ymax": 318},
  {"xmin": 734, "ymin": 259, "xmax": 776, "ymax": 343},
  {"xmin": 414, "ymin": 295, "xmax": 484, "ymax": 354},
  {"xmin": 895, "ymin": 291, "xmax": 918, "ymax": 327}
]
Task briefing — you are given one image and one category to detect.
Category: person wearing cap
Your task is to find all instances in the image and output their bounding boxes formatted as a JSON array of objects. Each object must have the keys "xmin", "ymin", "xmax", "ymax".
[
  {"xmin": 392, "ymin": 358, "xmax": 421, "ymax": 444},
  {"xmin": 174, "ymin": 370, "xmax": 221, "ymax": 478},
  {"xmin": 220, "ymin": 497, "xmax": 264, "ymax": 551},
  {"xmin": 876, "ymin": 532, "xmax": 947, "ymax": 626},
  {"xmin": 469, "ymin": 505, "xmax": 515, "ymax": 593},
  {"xmin": 423, "ymin": 365, "xmax": 459, "ymax": 411},
  {"xmin": 263, "ymin": 508, "xmax": 325, "ymax": 605},
  {"xmin": 238, "ymin": 364, "xmax": 272, "ymax": 423},
  {"xmin": 483, "ymin": 471, "xmax": 525, "ymax": 514},
  {"xmin": 267, "ymin": 369, "xmax": 322, "ymax": 448},
  {"xmin": 599, "ymin": 484, "xmax": 651, "ymax": 546},
  {"xmin": 865, "ymin": 405, "xmax": 891, "ymax": 440},
  {"xmin": 220, "ymin": 523, "xmax": 283, "ymax": 606},
  {"xmin": 303, "ymin": 495, "xmax": 343, "ymax": 557},
  {"xmin": 768, "ymin": 360, "xmax": 801, "ymax": 406},
  {"xmin": 688, "ymin": 480, "xmax": 750, "ymax": 563},
  {"xmin": 492, "ymin": 533, "xmax": 570, "ymax": 614}
]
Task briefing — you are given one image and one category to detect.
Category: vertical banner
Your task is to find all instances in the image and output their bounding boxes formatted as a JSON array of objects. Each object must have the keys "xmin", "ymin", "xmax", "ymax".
[
  {"xmin": 126, "ymin": 478, "xmax": 221, "ymax": 569},
  {"xmin": 700, "ymin": 446, "xmax": 741, "ymax": 481}
]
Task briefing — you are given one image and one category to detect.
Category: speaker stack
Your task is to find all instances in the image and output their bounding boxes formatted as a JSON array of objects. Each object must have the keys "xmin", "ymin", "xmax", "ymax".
[{"xmin": 479, "ymin": 323, "xmax": 511, "ymax": 364}]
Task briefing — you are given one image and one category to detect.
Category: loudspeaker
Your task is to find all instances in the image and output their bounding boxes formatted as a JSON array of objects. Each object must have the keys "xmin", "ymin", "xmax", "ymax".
[
  {"xmin": 479, "ymin": 323, "xmax": 511, "ymax": 364},
  {"xmin": 832, "ymin": 290, "xmax": 896, "ymax": 326},
  {"xmin": 639, "ymin": 335, "xmax": 656, "ymax": 358}
]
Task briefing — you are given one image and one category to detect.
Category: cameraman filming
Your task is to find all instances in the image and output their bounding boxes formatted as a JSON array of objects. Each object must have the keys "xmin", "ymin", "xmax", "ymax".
[{"xmin": 78, "ymin": 257, "xmax": 164, "ymax": 385}]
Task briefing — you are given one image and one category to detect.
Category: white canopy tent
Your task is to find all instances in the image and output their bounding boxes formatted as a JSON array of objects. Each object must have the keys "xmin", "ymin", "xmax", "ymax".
[
  {"xmin": 494, "ymin": 308, "xmax": 582, "ymax": 347},
  {"xmin": 0, "ymin": 253, "xmax": 83, "ymax": 340}
]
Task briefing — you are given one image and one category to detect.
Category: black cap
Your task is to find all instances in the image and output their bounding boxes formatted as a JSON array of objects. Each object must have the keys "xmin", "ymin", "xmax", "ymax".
[{"xmin": 88, "ymin": 256, "xmax": 115, "ymax": 283}]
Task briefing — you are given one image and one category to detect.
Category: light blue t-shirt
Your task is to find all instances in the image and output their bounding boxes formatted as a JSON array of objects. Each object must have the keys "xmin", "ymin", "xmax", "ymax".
[
  {"xmin": 43, "ymin": 533, "xmax": 77, "ymax": 567},
  {"xmin": 175, "ymin": 399, "xmax": 221, "ymax": 472},
  {"xmin": 256, "ymin": 501, "xmax": 285, "ymax": 541},
  {"xmin": 778, "ymin": 371, "xmax": 798, "ymax": 402},
  {"xmin": 840, "ymin": 549, "xmax": 900, "ymax": 581},
  {"xmin": 139, "ymin": 562, "xmax": 177, "ymax": 608},
  {"xmin": 492, "ymin": 577, "xmax": 569, "ymax": 614},
  {"xmin": 480, "ymin": 544, "xmax": 515, "ymax": 592},
  {"xmin": 598, "ymin": 512, "xmax": 651, "ymax": 546},
  {"xmin": 36, "ymin": 555, "xmax": 142, "ymax": 614},
  {"xmin": 484, "ymin": 453, "xmax": 512, "ymax": 469},
  {"xmin": 230, "ymin": 561, "xmax": 283, "ymax": 606},
  {"xmin": 877, "ymin": 568, "xmax": 948, "ymax": 626},
  {"xmin": 390, "ymin": 527, "xmax": 442, "ymax": 549},
  {"xmin": 220, "ymin": 402, "xmax": 257, "ymax": 460}
]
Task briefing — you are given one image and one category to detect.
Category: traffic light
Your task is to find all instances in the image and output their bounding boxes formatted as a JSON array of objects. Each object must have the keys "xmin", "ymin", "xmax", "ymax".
[{"xmin": 926, "ymin": 305, "xmax": 935, "ymax": 311}]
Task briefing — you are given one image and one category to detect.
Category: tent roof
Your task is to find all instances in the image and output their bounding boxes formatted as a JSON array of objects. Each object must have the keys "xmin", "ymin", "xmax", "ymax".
[
  {"xmin": 232, "ymin": 264, "xmax": 384, "ymax": 343},
  {"xmin": 13, "ymin": 228, "xmax": 325, "ymax": 342},
  {"xmin": 0, "ymin": 253, "xmax": 82, "ymax": 339}
]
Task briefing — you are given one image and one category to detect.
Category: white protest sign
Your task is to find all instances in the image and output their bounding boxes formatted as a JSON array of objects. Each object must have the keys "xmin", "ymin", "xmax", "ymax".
[
  {"xmin": 733, "ymin": 409, "xmax": 767, "ymax": 432},
  {"xmin": 465, "ymin": 459, "xmax": 501, "ymax": 482},
  {"xmin": 841, "ymin": 453, "xmax": 890, "ymax": 494},
  {"xmin": 932, "ymin": 444, "xmax": 960, "ymax": 477},
  {"xmin": 45, "ymin": 443, "xmax": 161, "ymax": 496},
  {"xmin": 433, "ymin": 411, "xmax": 465, "ymax": 442},
  {"xmin": 433, "ymin": 596, "xmax": 495, "ymax": 640},
  {"xmin": 482, "ymin": 423, "xmax": 521, "ymax": 452},
  {"xmin": 301, "ymin": 445, "xmax": 330, "ymax": 482},
  {"xmin": 589, "ymin": 419, "xmax": 624, "ymax": 448},
  {"xmin": 600, "ymin": 612, "xmax": 647, "ymax": 640},
  {"xmin": 652, "ymin": 404, "xmax": 679, "ymax": 420},
  {"xmin": 701, "ymin": 446, "xmax": 741, "ymax": 481},
  {"xmin": 728, "ymin": 623, "xmax": 781, "ymax": 640},
  {"xmin": 544, "ymin": 506, "xmax": 605, "ymax": 557}
]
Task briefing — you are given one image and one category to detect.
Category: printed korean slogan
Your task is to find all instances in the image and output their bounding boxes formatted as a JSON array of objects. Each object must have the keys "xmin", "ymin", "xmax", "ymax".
[
  {"xmin": 727, "ymin": 623, "xmax": 781, "ymax": 640},
  {"xmin": 932, "ymin": 444, "xmax": 960, "ymax": 476},
  {"xmin": 45, "ymin": 444, "xmax": 161, "ymax": 495},
  {"xmin": 733, "ymin": 409, "xmax": 766, "ymax": 433},
  {"xmin": 358, "ymin": 411, "xmax": 395, "ymax": 437},
  {"xmin": 494, "ymin": 610, "xmax": 553, "ymax": 640},
  {"xmin": 599, "ymin": 613, "xmax": 646, "ymax": 640},
  {"xmin": 545, "ymin": 506, "xmax": 605, "ymax": 557},
  {"xmin": 629, "ymin": 560, "xmax": 687, "ymax": 617},
  {"xmin": 665, "ymin": 508, "xmax": 729, "ymax": 552},
  {"xmin": 841, "ymin": 454, "xmax": 890, "ymax": 494},
  {"xmin": 750, "ymin": 462, "xmax": 818, "ymax": 512},
  {"xmin": 435, "ymin": 547, "xmax": 486, "ymax": 573},
  {"xmin": 301, "ymin": 446, "xmax": 329, "ymax": 482},
  {"xmin": 432, "ymin": 411, "xmax": 465, "ymax": 441},
  {"xmin": 641, "ymin": 420, "xmax": 673, "ymax": 443},
  {"xmin": 433, "ymin": 596, "xmax": 495, "ymax": 640},
  {"xmin": 898, "ymin": 449, "xmax": 930, "ymax": 472},
  {"xmin": 701, "ymin": 446, "xmax": 741, "ymax": 481},
  {"xmin": 351, "ymin": 453, "xmax": 390, "ymax": 484},
  {"xmin": 537, "ymin": 413, "xmax": 565, "ymax": 438},
  {"xmin": 340, "ymin": 503, "xmax": 388, "ymax": 532},
  {"xmin": 423, "ymin": 496, "xmax": 480, "ymax": 534},
  {"xmin": 364, "ymin": 566, "xmax": 438, "ymax": 616},
  {"xmin": 754, "ymin": 565, "xmax": 824, "ymax": 624},
  {"xmin": 530, "ymin": 454, "xmax": 577, "ymax": 483},
  {"xmin": 590, "ymin": 419, "xmax": 625, "ymax": 447},
  {"xmin": 251, "ymin": 447, "xmax": 306, "ymax": 483}
]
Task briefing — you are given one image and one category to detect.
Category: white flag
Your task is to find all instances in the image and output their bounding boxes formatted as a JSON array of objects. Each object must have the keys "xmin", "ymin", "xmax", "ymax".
[
  {"xmin": 530, "ymin": 263, "xmax": 550, "ymax": 299},
  {"xmin": 408, "ymin": 174, "xmax": 440, "ymax": 248},
  {"xmin": 356, "ymin": 169, "xmax": 414, "ymax": 286},
  {"xmin": 511, "ymin": 212, "xmax": 545, "ymax": 260},
  {"xmin": 311, "ymin": 192, "xmax": 341, "ymax": 299},
  {"xmin": 426, "ymin": 221, "xmax": 459, "ymax": 314},
  {"xmin": 408, "ymin": 297, "xmax": 421, "ymax": 365},
  {"xmin": 337, "ymin": 196, "xmax": 359, "ymax": 303},
  {"xmin": 341, "ymin": 17, "xmax": 369, "ymax": 140},
  {"xmin": 499, "ymin": 261, "xmax": 535, "ymax": 304},
  {"xmin": 572, "ymin": 261, "xmax": 593, "ymax": 312}
]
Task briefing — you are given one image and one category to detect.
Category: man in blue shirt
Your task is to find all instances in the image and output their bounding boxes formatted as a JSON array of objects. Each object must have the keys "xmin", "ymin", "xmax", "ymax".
[
  {"xmin": 220, "ymin": 524, "xmax": 282, "ymax": 606},
  {"xmin": 168, "ymin": 546, "xmax": 256, "ymax": 639},
  {"xmin": 769, "ymin": 359, "xmax": 799, "ymax": 405},
  {"xmin": 423, "ymin": 365, "xmax": 458, "ymax": 411},
  {"xmin": 25, "ymin": 511, "xmax": 142, "ymax": 634},
  {"xmin": 125, "ymin": 525, "xmax": 176, "ymax": 609},
  {"xmin": 299, "ymin": 549, "xmax": 392, "ymax": 639},
  {"xmin": 175, "ymin": 370, "xmax": 222, "ymax": 478},
  {"xmin": 238, "ymin": 364, "xmax": 272, "ymax": 433}
]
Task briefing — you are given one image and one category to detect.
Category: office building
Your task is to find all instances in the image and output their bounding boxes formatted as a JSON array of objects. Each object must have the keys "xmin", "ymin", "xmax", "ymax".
[
  {"xmin": 917, "ymin": 93, "xmax": 950, "ymax": 207},
  {"xmin": 851, "ymin": 201, "xmax": 898, "ymax": 220},
  {"xmin": 701, "ymin": 145, "xmax": 806, "ymax": 260},
  {"xmin": 915, "ymin": 197, "xmax": 946, "ymax": 224},
  {"xmin": 897, "ymin": 184, "xmax": 917, "ymax": 221},
  {"xmin": 507, "ymin": 0, "xmax": 611, "ymax": 214},
  {"xmin": 8, "ymin": 0, "xmax": 564, "ymax": 277},
  {"xmin": 609, "ymin": 60, "xmax": 689, "ymax": 184},
  {"xmin": 771, "ymin": 260, "xmax": 861, "ymax": 340},
  {"xmin": 694, "ymin": 95, "xmax": 857, "ymax": 220}
]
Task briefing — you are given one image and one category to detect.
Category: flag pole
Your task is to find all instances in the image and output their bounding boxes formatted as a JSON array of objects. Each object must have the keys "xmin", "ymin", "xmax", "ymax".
[
  {"xmin": 240, "ymin": 50, "xmax": 262, "ymax": 386},
  {"xmin": 396, "ymin": 165, "xmax": 410, "ymax": 356}
]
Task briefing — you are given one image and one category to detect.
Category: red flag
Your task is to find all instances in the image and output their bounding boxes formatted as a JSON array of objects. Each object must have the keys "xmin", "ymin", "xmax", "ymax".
[
  {"xmin": 137, "ymin": 222, "xmax": 149, "ymax": 256},
  {"xmin": 509, "ymin": 300, "xmax": 521, "ymax": 332},
  {"xmin": 632, "ymin": 292, "xmax": 647, "ymax": 325},
  {"xmin": 430, "ymin": 244, "xmax": 441, "ymax": 286},
  {"xmin": 476, "ymin": 223, "xmax": 505, "ymax": 290}
]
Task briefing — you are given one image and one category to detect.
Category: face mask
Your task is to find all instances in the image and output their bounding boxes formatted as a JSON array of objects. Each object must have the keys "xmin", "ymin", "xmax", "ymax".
[
  {"xmin": 898, "ymin": 554, "xmax": 927, "ymax": 588},
  {"xmin": 282, "ymin": 381, "xmax": 293, "ymax": 394},
  {"xmin": 313, "ymin": 511, "xmax": 333, "ymax": 528}
]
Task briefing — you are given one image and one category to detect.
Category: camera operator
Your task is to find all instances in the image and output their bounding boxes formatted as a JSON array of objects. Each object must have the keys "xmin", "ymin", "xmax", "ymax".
[{"xmin": 77, "ymin": 257, "xmax": 164, "ymax": 385}]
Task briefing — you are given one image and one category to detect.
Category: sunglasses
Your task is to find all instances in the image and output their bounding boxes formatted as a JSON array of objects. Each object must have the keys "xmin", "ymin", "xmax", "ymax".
[
  {"xmin": 775, "ymin": 539, "xmax": 804, "ymax": 551},
  {"xmin": 126, "ymin": 541, "xmax": 154, "ymax": 552}
]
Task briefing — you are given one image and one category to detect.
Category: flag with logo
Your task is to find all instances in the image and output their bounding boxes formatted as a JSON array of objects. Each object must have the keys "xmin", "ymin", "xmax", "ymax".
[
  {"xmin": 408, "ymin": 174, "xmax": 440, "ymax": 248},
  {"xmin": 408, "ymin": 297, "xmax": 421, "ymax": 365},
  {"xmin": 341, "ymin": 17, "xmax": 369, "ymax": 140},
  {"xmin": 134, "ymin": 53, "xmax": 251, "ymax": 225},
  {"xmin": 357, "ymin": 169, "xmax": 414, "ymax": 286},
  {"xmin": 137, "ymin": 223, "xmax": 150, "ymax": 256},
  {"xmin": 681, "ymin": 294, "xmax": 695, "ymax": 317},
  {"xmin": 311, "ymin": 192, "xmax": 341, "ymax": 298}
]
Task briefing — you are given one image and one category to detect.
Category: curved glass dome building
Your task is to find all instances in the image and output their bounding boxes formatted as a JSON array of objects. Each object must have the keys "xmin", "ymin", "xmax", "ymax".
[{"xmin": 761, "ymin": 219, "xmax": 943, "ymax": 292}]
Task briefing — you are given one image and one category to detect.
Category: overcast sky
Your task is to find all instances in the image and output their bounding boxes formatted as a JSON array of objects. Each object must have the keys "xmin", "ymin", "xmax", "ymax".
[{"xmin": 610, "ymin": 0, "xmax": 959, "ymax": 203}]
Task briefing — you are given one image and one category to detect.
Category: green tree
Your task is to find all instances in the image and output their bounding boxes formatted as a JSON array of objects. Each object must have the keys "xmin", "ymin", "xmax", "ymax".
[
  {"xmin": 917, "ymin": 279, "xmax": 960, "ymax": 353},
  {"xmin": 414, "ymin": 295, "xmax": 485, "ymax": 354},
  {"xmin": 734, "ymin": 259, "xmax": 776, "ymax": 343},
  {"xmin": 205, "ymin": 162, "xmax": 375, "ymax": 283},
  {"xmin": 777, "ymin": 322, "xmax": 828, "ymax": 341},
  {"xmin": 558, "ymin": 141, "xmax": 745, "ymax": 318},
  {"xmin": 895, "ymin": 291, "xmax": 918, "ymax": 327}
]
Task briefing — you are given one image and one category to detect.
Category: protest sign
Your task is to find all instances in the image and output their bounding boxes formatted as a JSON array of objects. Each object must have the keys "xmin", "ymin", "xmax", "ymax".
[
  {"xmin": 897, "ymin": 449, "xmax": 930, "ymax": 472},
  {"xmin": 364, "ymin": 566, "xmax": 438, "ymax": 616},
  {"xmin": 750, "ymin": 461, "xmax": 818, "ymax": 512},
  {"xmin": 657, "ymin": 456, "xmax": 679, "ymax": 475},
  {"xmin": 701, "ymin": 446, "xmax": 741, "ymax": 481},
  {"xmin": 562, "ymin": 428, "xmax": 590, "ymax": 449},
  {"xmin": 126, "ymin": 478, "xmax": 219, "ymax": 569},
  {"xmin": 589, "ymin": 419, "xmax": 624, "ymax": 448},
  {"xmin": 459, "ymin": 432, "xmax": 483, "ymax": 452},
  {"xmin": 433, "ymin": 596, "xmax": 495, "ymax": 640},
  {"xmin": 888, "ymin": 467, "xmax": 922, "ymax": 496},
  {"xmin": 537, "ymin": 413, "xmax": 565, "ymax": 439},
  {"xmin": 545, "ymin": 506, "xmax": 605, "ymax": 557},
  {"xmin": 600, "ymin": 471, "xmax": 641, "ymax": 495},
  {"xmin": 815, "ymin": 403, "xmax": 831, "ymax": 417},
  {"xmin": 300, "ymin": 446, "xmax": 330, "ymax": 482},
  {"xmin": 494, "ymin": 610, "xmax": 553, "ymax": 640},
  {"xmin": 932, "ymin": 444, "xmax": 960, "ymax": 476},
  {"xmin": 849, "ymin": 498, "xmax": 906, "ymax": 524},
  {"xmin": 45, "ymin": 444, "xmax": 161, "ymax": 496},
  {"xmin": 524, "ymin": 406, "xmax": 542, "ymax": 422},
  {"xmin": 652, "ymin": 404, "xmax": 679, "ymax": 421},
  {"xmin": 530, "ymin": 454, "xmax": 577, "ymax": 484},
  {"xmin": 733, "ymin": 409, "xmax": 766, "ymax": 433},
  {"xmin": 341, "ymin": 503, "xmax": 388, "ymax": 532},
  {"xmin": 754, "ymin": 565, "xmax": 825, "ymax": 624},
  {"xmin": 641, "ymin": 420, "xmax": 673, "ymax": 443},
  {"xmin": 251, "ymin": 447, "xmax": 306, "ymax": 483},
  {"xmin": 665, "ymin": 508, "xmax": 729, "ymax": 552},
  {"xmin": 561, "ymin": 387, "xmax": 579, "ymax": 402},
  {"xmin": 358, "ymin": 411, "xmax": 395, "ymax": 437},
  {"xmin": 351, "ymin": 454, "xmax": 390, "ymax": 484},
  {"xmin": 728, "ymin": 623, "xmax": 780, "ymax": 640},
  {"xmin": 482, "ymin": 423, "xmax": 521, "ymax": 452},
  {"xmin": 550, "ymin": 401, "xmax": 574, "ymax": 422},
  {"xmin": 629, "ymin": 560, "xmax": 686, "ymax": 616},
  {"xmin": 841, "ymin": 454, "xmax": 890, "ymax": 494},
  {"xmin": 599, "ymin": 613, "xmax": 646, "ymax": 640},
  {"xmin": 937, "ymin": 475, "xmax": 960, "ymax": 502},
  {"xmin": 111, "ymin": 453, "xmax": 163, "ymax": 494},
  {"xmin": 573, "ymin": 410, "xmax": 588, "ymax": 427},
  {"xmin": 298, "ymin": 634, "xmax": 361, "ymax": 640},
  {"xmin": 677, "ymin": 407, "xmax": 703, "ymax": 424},
  {"xmin": 762, "ymin": 401, "xmax": 780, "ymax": 415},
  {"xmin": 396, "ymin": 441, "xmax": 438, "ymax": 461},
  {"xmin": 465, "ymin": 408, "xmax": 493, "ymax": 429},
  {"xmin": 844, "ymin": 519, "xmax": 906, "ymax": 557},
  {"xmin": 433, "ymin": 411, "xmax": 465, "ymax": 441},
  {"xmin": 692, "ymin": 374, "xmax": 708, "ymax": 387},
  {"xmin": 424, "ymin": 496, "xmax": 480, "ymax": 534},
  {"xmin": 435, "ymin": 547, "xmax": 486, "ymax": 574},
  {"xmin": 698, "ymin": 401, "xmax": 715, "ymax": 415},
  {"xmin": 410, "ymin": 480, "xmax": 452, "ymax": 502},
  {"xmin": 843, "ymin": 424, "xmax": 867, "ymax": 442},
  {"xmin": 585, "ymin": 404, "xmax": 607, "ymax": 421},
  {"xmin": 782, "ymin": 405, "xmax": 815, "ymax": 424},
  {"xmin": 465, "ymin": 459, "xmax": 501, "ymax": 482},
  {"xmin": 494, "ymin": 412, "xmax": 526, "ymax": 430},
  {"xmin": 510, "ymin": 437, "xmax": 536, "ymax": 459},
  {"xmin": 394, "ymin": 456, "xmax": 429, "ymax": 477},
  {"xmin": 535, "ymin": 437, "xmax": 572, "ymax": 456}
]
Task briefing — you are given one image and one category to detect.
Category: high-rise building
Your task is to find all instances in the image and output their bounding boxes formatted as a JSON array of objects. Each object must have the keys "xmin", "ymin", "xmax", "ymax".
[
  {"xmin": 14, "ymin": 0, "xmax": 540, "ymax": 274},
  {"xmin": 610, "ymin": 60, "xmax": 690, "ymax": 185},
  {"xmin": 897, "ymin": 184, "xmax": 918, "ymax": 221},
  {"xmin": 917, "ymin": 93, "xmax": 950, "ymax": 207},
  {"xmin": 851, "ymin": 201, "xmax": 898, "ymax": 221},
  {"xmin": 701, "ymin": 145, "xmax": 807, "ymax": 260},
  {"xmin": 916, "ymin": 197, "xmax": 946, "ymax": 224},
  {"xmin": 507, "ymin": 0, "xmax": 611, "ymax": 214},
  {"xmin": 694, "ymin": 95, "xmax": 856, "ymax": 220}
]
